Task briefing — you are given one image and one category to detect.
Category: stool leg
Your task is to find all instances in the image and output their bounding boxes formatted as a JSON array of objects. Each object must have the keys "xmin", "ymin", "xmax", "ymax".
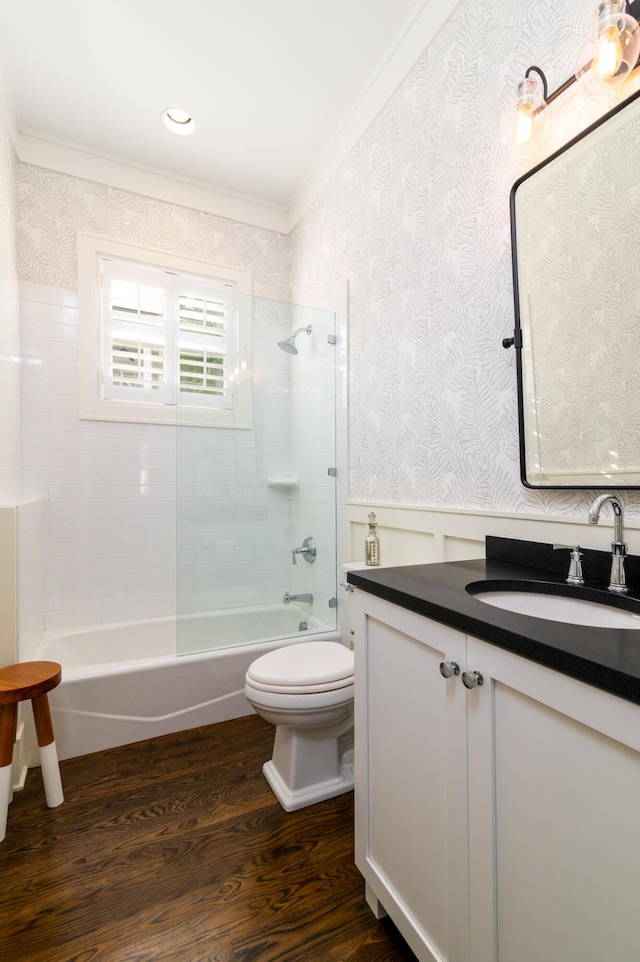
[
  {"xmin": 32, "ymin": 694, "xmax": 64, "ymax": 809},
  {"xmin": 0, "ymin": 704, "xmax": 18, "ymax": 842}
]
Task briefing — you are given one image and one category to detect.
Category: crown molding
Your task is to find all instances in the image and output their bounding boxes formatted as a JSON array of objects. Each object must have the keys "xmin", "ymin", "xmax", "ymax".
[
  {"xmin": 285, "ymin": 0, "xmax": 461, "ymax": 231},
  {"xmin": 16, "ymin": 132, "xmax": 289, "ymax": 234},
  {"xmin": 13, "ymin": 0, "xmax": 461, "ymax": 236}
]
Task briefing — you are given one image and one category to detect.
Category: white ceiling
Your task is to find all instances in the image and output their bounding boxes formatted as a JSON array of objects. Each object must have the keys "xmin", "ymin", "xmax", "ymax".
[{"xmin": 0, "ymin": 0, "xmax": 436, "ymax": 213}]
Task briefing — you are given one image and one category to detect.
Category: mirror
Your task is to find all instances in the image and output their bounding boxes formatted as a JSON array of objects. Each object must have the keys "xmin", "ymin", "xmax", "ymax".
[{"xmin": 510, "ymin": 88, "xmax": 640, "ymax": 488}]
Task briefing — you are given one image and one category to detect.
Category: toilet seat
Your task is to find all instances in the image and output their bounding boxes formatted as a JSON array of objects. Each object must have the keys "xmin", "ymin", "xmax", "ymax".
[{"xmin": 245, "ymin": 641, "xmax": 354, "ymax": 694}]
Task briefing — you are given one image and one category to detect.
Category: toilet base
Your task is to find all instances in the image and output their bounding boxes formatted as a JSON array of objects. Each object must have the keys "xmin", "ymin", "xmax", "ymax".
[
  {"xmin": 261, "ymin": 716, "xmax": 354, "ymax": 812},
  {"xmin": 262, "ymin": 755, "xmax": 354, "ymax": 812}
]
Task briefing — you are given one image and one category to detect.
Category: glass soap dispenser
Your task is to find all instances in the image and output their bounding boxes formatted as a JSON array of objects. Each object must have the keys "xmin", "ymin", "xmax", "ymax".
[{"xmin": 365, "ymin": 512, "xmax": 380, "ymax": 566}]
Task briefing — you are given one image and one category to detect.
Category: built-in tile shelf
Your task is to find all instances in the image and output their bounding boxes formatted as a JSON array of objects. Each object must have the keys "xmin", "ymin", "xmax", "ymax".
[{"xmin": 267, "ymin": 478, "xmax": 300, "ymax": 488}]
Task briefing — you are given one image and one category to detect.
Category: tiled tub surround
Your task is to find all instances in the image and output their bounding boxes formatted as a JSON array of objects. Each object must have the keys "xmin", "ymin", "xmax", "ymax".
[
  {"xmin": 348, "ymin": 536, "xmax": 640, "ymax": 704},
  {"xmin": 21, "ymin": 282, "xmax": 336, "ymax": 633},
  {"xmin": 21, "ymin": 282, "xmax": 178, "ymax": 629}
]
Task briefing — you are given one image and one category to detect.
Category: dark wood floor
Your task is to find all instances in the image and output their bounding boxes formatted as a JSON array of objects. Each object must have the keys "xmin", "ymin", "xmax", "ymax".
[{"xmin": 0, "ymin": 715, "xmax": 418, "ymax": 962}]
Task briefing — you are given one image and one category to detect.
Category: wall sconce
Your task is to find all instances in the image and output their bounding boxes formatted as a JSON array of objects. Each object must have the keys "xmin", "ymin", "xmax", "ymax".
[
  {"xmin": 503, "ymin": 0, "xmax": 640, "ymax": 147},
  {"xmin": 501, "ymin": 68, "xmax": 548, "ymax": 147},
  {"xmin": 575, "ymin": 0, "xmax": 640, "ymax": 92}
]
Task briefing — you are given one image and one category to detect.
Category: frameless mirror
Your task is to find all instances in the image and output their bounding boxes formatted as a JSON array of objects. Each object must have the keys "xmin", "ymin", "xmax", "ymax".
[{"xmin": 510, "ymin": 88, "xmax": 640, "ymax": 488}]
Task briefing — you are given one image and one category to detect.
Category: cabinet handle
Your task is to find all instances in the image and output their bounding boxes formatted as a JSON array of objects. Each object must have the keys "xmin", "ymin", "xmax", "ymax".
[
  {"xmin": 439, "ymin": 661, "xmax": 460, "ymax": 679},
  {"xmin": 462, "ymin": 670, "xmax": 483, "ymax": 689}
]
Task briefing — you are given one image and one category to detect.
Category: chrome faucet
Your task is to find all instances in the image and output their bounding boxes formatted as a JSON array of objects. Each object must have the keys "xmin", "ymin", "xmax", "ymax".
[
  {"xmin": 283, "ymin": 592, "xmax": 313, "ymax": 605},
  {"xmin": 588, "ymin": 494, "xmax": 628, "ymax": 593}
]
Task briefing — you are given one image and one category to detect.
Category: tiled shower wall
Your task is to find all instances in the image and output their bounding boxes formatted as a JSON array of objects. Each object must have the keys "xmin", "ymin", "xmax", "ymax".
[
  {"xmin": 21, "ymin": 281, "xmax": 178, "ymax": 628},
  {"xmin": 19, "ymin": 281, "xmax": 338, "ymax": 631},
  {"xmin": 19, "ymin": 281, "xmax": 333, "ymax": 630}
]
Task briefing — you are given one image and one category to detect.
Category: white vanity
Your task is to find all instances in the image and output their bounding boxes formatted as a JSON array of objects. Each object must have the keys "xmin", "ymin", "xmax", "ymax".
[{"xmin": 349, "ymin": 539, "xmax": 640, "ymax": 962}]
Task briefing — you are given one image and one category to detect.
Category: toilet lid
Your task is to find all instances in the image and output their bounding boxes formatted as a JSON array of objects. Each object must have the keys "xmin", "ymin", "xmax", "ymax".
[{"xmin": 246, "ymin": 641, "xmax": 354, "ymax": 693}]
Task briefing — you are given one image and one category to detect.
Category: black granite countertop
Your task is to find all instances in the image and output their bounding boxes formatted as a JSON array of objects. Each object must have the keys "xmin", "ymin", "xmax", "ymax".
[{"xmin": 346, "ymin": 537, "xmax": 640, "ymax": 706}]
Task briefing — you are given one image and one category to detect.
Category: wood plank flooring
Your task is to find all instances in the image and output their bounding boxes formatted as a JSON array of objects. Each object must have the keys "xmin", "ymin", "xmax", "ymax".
[{"xmin": 0, "ymin": 715, "xmax": 418, "ymax": 962}]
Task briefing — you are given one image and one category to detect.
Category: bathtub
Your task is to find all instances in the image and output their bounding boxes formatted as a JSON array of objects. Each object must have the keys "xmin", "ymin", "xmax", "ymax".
[{"xmin": 34, "ymin": 604, "xmax": 341, "ymax": 761}]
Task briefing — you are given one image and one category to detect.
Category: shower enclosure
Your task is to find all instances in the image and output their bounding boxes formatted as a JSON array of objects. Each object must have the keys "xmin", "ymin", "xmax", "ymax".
[{"xmin": 176, "ymin": 293, "xmax": 337, "ymax": 655}]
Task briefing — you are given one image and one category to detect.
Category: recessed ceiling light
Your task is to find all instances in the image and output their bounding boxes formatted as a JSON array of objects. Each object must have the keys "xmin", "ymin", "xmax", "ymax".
[{"xmin": 162, "ymin": 107, "xmax": 195, "ymax": 136}]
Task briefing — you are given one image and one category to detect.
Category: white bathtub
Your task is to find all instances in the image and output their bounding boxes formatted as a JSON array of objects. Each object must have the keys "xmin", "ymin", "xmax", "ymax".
[{"xmin": 34, "ymin": 605, "xmax": 341, "ymax": 760}]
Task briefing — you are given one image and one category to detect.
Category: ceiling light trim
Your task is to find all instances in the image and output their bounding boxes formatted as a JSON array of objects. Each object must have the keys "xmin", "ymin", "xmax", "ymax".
[{"xmin": 162, "ymin": 107, "xmax": 196, "ymax": 136}]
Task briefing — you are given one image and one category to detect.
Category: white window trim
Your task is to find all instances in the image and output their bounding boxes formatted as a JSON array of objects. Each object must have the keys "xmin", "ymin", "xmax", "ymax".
[{"xmin": 78, "ymin": 234, "xmax": 252, "ymax": 427}]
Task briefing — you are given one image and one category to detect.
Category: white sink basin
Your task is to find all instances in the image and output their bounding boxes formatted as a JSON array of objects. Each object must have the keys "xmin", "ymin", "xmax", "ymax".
[{"xmin": 472, "ymin": 589, "xmax": 640, "ymax": 629}]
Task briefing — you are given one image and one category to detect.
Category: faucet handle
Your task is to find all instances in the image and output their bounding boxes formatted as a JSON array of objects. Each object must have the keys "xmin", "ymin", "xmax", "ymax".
[
  {"xmin": 553, "ymin": 544, "xmax": 584, "ymax": 585},
  {"xmin": 566, "ymin": 545, "xmax": 584, "ymax": 586}
]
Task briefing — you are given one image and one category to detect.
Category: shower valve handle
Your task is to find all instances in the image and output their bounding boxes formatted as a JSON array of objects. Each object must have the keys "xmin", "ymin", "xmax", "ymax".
[{"xmin": 291, "ymin": 537, "xmax": 316, "ymax": 565}]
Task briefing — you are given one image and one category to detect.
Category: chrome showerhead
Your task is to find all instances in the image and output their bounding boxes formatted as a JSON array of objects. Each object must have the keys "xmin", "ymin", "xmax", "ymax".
[
  {"xmin": 277, "ymin": 324, "xmax": 312, "ymax": 354},
  {"xmin": 277, "ymin": 338, "xmax": 299, "ymax": 354}
]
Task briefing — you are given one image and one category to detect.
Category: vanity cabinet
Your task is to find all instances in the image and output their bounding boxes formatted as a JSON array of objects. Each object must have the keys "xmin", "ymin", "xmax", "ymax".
[{"xmin": 353, "ymin": 590, "xmax": 640, "ymax": 962}]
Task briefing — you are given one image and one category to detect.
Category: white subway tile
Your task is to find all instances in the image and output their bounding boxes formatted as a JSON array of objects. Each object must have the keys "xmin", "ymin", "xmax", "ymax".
[
  {"xmin": 21, "ymin": 300, "xmax": 49, "ymax": 321},
  {"xmin": 21, "ymin": 374, "xmax": 50, "ymax": 395},
  {"xmin": 39, "ymin": 357, "xmax": 79, "ymax": 380},
  {"xmin": 47, "ymin": 305, "xmax": 79, "ymax": 325},
  {"xmin": 102, "ymin": 598, "xmax": 176, "ymax": 623},
  {"xmin": 45, "ymin": 607, "xmax": 104, "ymax": 631},
  {"xmin": 48, "ymin": 377, "xmax": 78, "ymax": 397}
]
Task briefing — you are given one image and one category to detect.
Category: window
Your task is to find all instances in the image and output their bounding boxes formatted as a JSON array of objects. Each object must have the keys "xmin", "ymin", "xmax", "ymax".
[{"xmin": 79, "ymin": 236, "xmax": 251, "ymax": 427}]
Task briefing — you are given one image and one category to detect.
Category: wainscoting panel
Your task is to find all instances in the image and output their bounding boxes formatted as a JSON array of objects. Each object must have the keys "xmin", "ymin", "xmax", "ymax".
[{"xmin": 346, "ymin": 503, "xmax": 640, "ymax": 569}]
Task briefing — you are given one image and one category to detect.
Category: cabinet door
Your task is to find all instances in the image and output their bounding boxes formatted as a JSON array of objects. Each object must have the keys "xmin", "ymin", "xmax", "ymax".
[
  {"xmin": 353, "ymin": 592, "xmax": 468, "ymax": 962},
  {"xmin": 467, "ymin": 636, "xmax": 640, "ymax": 962}
]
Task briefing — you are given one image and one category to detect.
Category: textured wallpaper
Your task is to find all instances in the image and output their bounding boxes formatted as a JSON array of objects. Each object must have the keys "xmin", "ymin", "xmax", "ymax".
[
  {"xmin": 16, "ymin": 167, "xmax": 292, "ymax": 301},
  {"xmin": 289, "ymin": 0, "xmax": 640, "ymax": 517}
]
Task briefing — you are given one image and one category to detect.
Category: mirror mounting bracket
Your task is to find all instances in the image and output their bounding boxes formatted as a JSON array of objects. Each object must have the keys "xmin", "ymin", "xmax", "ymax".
[{"xmin": 502, "ymin": 329, "xmax": 521, "ymax": 350}]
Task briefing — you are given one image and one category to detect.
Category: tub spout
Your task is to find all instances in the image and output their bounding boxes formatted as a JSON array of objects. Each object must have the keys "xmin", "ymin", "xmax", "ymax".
[{"xmin": 283, "ymin": 592, "xmax": 313, "ymax": 605}]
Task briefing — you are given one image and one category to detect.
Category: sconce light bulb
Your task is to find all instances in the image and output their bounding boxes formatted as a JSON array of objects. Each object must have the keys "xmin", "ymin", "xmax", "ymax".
[
  {"xmin": 595, "ymin": 25, "xmax": 623, "ymax": 78},
  {"xmin": 501, "ymin": 74, "xmax": 546, "ymax": 149},
  {"xmin": 514, "ymin": 105, "xmax": 534, "ymax": 146},
  {"xmin": 575, "ymin": 1, "xmax": 640, "ymax": 91}
]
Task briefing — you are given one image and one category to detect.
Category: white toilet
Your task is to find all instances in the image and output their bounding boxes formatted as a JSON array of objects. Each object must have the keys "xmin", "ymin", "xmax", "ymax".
[{"xmin": 244, "ymin": 641, "xmax": 354, "ymax": 812}]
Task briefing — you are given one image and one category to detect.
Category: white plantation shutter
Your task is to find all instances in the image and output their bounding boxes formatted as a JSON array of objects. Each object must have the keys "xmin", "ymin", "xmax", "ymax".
[
  {"xmin": 102, "ymin": 261, "xmax": 172, "ymax": 403},
  {"xmin": 176, "ymin": 281, "xmax": 235, "ymax": 409},
  {"xmin": 101, "ymin": 259, "xmax": 235, "ymax": 410}
]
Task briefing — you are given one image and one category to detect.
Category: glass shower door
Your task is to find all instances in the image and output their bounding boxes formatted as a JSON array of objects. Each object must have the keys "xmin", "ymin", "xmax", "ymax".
[{"xmin": 176, "ymin": 292, "xmax": 336, "ymax": 655}]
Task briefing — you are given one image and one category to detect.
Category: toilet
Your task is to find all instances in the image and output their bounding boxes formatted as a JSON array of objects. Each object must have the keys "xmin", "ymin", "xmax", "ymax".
[{"xmin": 244, "ymin": 641, "xmax": 354, "ymax": 812}]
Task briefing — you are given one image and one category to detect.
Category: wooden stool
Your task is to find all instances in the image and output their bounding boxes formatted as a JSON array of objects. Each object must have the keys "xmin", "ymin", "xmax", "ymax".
[{"xmin": 0, "ymin": 661, "xmax": 64, "ymax": 842}]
